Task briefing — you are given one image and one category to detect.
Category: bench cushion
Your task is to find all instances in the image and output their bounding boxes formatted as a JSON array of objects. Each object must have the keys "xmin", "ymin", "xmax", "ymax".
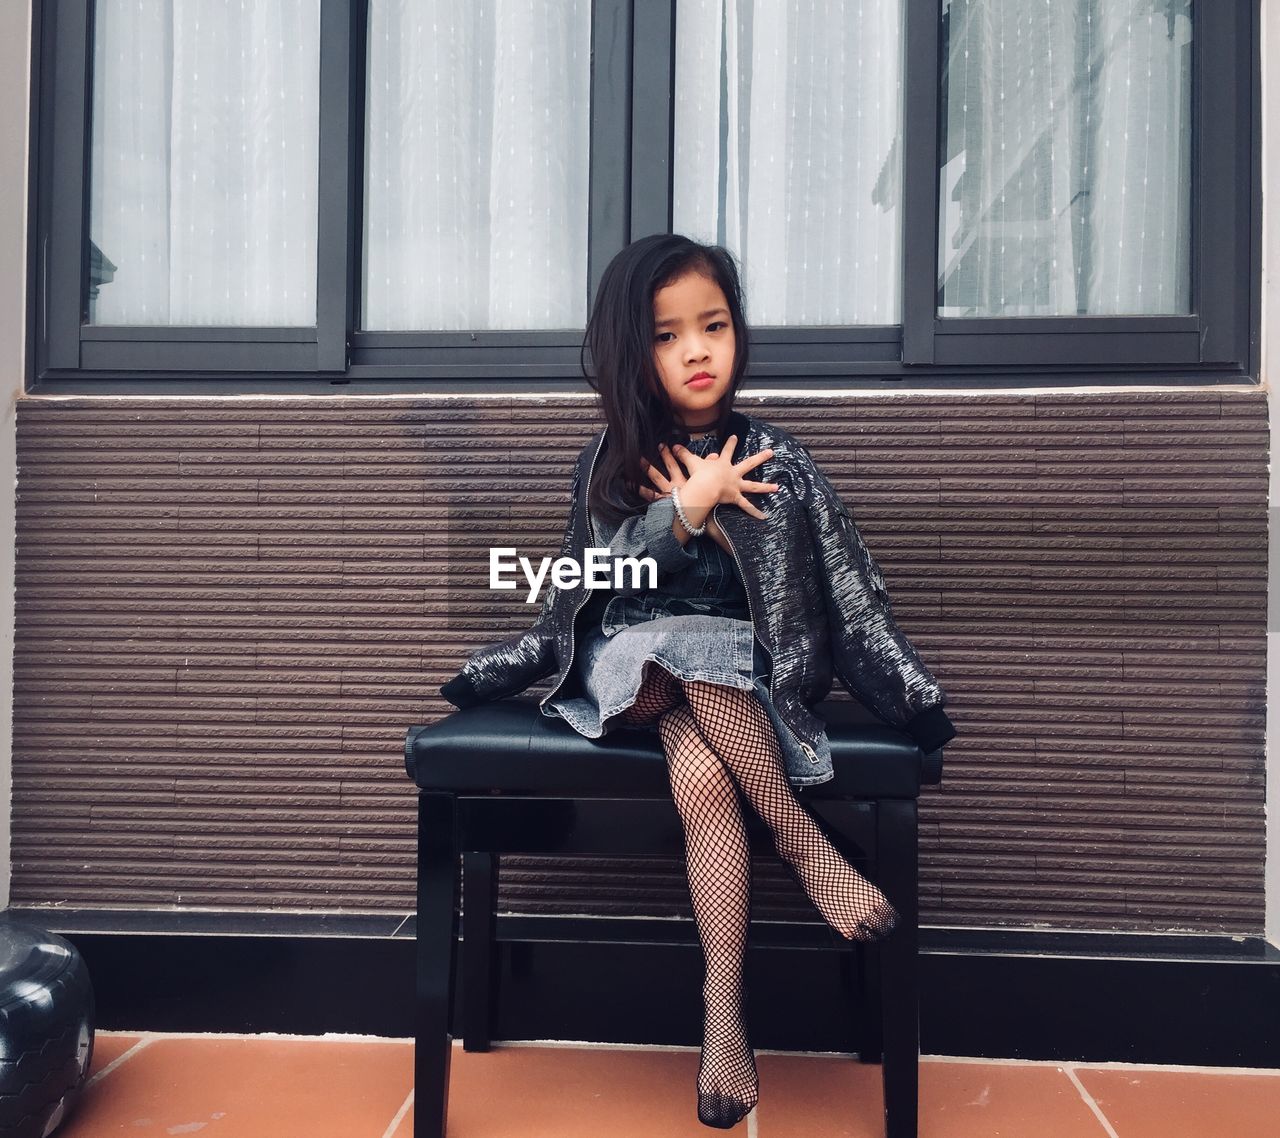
[{"xmin": 405, "ymin": 698, "xmax": 942, "ymax": 799}]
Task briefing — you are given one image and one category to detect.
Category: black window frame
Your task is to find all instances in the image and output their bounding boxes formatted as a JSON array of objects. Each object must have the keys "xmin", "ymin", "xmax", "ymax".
[{"xmin": 27, "ymin": 0, "xmax": 1260, "ymax": 393}]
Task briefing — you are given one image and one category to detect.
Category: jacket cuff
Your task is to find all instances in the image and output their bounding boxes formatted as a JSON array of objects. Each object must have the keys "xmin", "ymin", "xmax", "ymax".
[
  {"xmin": 440, "ymin": 672, "xmax": 481, "ymax": 709},
  {"xmin": 644, "ymin": 496, "xmax": 700, "ymax": 572},
  {"xmin": 904, "ymin": 705, "xmax": 956, "ymax": 753}
]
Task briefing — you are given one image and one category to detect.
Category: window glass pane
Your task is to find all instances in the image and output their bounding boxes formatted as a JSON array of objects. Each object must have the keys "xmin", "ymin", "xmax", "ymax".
[
  {"xmin": 938, "ymin": 0, "xmax": 1192, "ymax": 317},
  {"xmin": 88, "ymin": 0, "xmax": 321, "ymax": 327},
  {"xmin": 363, "ymin": 1, "xmax": 591, "ymax": 332},
  {"xmin": 673, "ymin": 1, "xmax": 904, "ymax": 327}
]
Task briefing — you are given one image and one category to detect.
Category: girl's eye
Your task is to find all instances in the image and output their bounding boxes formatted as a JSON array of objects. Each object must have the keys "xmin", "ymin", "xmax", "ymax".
[
  {"xmin": 708, "ymin": 321, "xmax": 726, "ymax": 331},
  {"xmin": 655, "ymin": 332, "xmax": 674, "ymax": 343}
]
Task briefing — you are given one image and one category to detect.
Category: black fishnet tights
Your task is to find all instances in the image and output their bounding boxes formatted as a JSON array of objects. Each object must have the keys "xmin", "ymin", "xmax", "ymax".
[
  {"xmin": 617, "ymin": 662, "xmax": 899, "ymax": 1129},
  {"xmin": 678, "ymin": 680, "xmax": 900, "ymax": 946},
  {"xmin": 616, "ymin": 659, "xmax": 684, "ymax": 726}
]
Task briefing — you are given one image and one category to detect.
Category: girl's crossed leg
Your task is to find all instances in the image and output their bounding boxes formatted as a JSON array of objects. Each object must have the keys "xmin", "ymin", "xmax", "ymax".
[
  {"xmin": 679, "ymin": 679, "xmax": 899, "ymax": 943},
  {"xmin": 623, "ymin": 663, "xmax": 899, "ymax": 943}
]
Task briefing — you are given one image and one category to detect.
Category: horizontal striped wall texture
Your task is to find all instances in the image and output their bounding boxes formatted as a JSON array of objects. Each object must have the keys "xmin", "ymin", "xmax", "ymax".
[{"xmin": 12, "ymin": 390, "xmax": 1268, "ymax": 932}]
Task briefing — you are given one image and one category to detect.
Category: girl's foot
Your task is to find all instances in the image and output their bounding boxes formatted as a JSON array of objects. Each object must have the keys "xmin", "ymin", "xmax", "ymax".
[
  {"xmin": 785, "ymin": 841, "xmax": 900, "ymax": 943},
  {"xmin": 696, "ymin": 1016, "xmax": 758, "ymax": 1129}
]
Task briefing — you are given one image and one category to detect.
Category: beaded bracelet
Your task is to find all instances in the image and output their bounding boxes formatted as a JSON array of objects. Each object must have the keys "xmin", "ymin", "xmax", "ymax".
[{"xmin": 670, "ymin": 485, "xmax": 707, "ymax": 538}]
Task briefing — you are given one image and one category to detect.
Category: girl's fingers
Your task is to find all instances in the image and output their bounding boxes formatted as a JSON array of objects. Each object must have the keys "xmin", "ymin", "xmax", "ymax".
[
  {"xmin": 742, "ymin": 480, "xmax": 780, "ymax": 493},
  {"xmin": 643, "ymin": 461, "xmax": 672, "ymax": 490},
  {"xmin": 737, "ymin": 447, "xmax": 774, "ymax": 471},
  {"xmin": 665, "ymin": 440, "xmax": 696, "ymax": 465},
  {"xmin": 652, "ymin": 453, "xmax": 686, "ymax": 494}
]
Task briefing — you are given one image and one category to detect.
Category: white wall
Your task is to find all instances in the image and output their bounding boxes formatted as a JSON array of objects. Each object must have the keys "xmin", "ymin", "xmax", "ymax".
[
  {"xmin": 1266, "ymin": 0, "xmax": 1279, "ymax": 948},
  {"xmin": 0, "ymin": 2, "xmax": 31, "ymax": 909}
]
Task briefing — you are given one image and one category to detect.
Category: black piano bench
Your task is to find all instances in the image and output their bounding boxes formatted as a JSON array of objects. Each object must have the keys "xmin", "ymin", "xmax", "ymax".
[{"xmin": 403, "ymin": 696, "xmax": 944, "ymax": 1138}]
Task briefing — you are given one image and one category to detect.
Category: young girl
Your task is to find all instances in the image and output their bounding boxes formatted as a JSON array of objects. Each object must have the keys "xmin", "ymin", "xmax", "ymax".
[{"xmin": 441, "ymin": 233, "xmax": 955, "ymax": 1130}]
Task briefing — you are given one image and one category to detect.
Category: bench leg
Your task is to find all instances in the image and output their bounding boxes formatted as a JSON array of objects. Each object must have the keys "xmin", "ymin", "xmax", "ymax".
[
  {"xmin": 416, "ymin": 792, "xmax": 460, "ymax": 1138},
  {"xmin": 877, "ymin": 797, "xmax": 920, "ymax": 1138},
  {"xmin": 855, "ymin": 938, "xmax": 885, "ymax": 1064},
  {"xmin": 820, "ymin": 802, "xmax": 886, "ymax": 1067},
  {"xmin": 462, "ymin": 851, "xmax": 498, "ymax": 1051},
  {"xmin": 858, "ymin": 826, "xmax": 887, "ymax": 1065}
]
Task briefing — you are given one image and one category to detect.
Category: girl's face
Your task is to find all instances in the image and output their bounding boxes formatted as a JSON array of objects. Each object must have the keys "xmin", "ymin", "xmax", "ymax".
[{"xmin": 651, "ymin": 271, "xmax": 737, "ymax": 430}]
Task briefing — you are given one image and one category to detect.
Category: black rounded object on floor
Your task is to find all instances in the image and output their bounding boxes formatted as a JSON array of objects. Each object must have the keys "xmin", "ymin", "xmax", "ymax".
[{"xmin": 0, "ymin": 913, "xmax": 95, "ymax": 1138}]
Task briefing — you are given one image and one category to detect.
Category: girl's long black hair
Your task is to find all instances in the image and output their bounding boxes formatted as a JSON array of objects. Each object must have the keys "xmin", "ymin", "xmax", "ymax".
[{"xmin": 580, "ymin": 233, "xmax": 750, "ymax": 529}]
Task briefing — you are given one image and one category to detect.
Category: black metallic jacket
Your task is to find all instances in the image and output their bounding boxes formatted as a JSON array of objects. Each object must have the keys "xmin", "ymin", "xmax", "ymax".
[{"xmin": 440, "ymin": 409, "xmax": 955, "ymax": 781}]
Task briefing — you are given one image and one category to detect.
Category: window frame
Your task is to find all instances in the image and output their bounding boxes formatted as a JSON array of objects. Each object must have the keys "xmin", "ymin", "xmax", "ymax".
[{"xmin": 28, "ymin": 0, "xmax": 1260, "ymax": 392}]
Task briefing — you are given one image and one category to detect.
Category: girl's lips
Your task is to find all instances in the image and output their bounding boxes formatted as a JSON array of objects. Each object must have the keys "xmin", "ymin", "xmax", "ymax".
[{"xmin": 687, "ymin": 374, "xmax": 714, "ymax": 387}]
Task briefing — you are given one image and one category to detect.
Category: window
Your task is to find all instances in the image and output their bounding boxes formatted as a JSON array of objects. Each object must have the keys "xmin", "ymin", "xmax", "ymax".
[
  {"xmin": 89, "ymin": 0, "xmax": 322, "ymax": 328},
  {"xmin": 361, "ymin": 1, "xmax": 591, "ymax": 332},
  {"xmin": 938, "ymin": 0, "xmax": 1192, "ymax": 319},
  {"xmin": 673, "ymin": 1, "xmax": 907, "ymax": 328},
  {"xmin": 30, "ymin": 0, "xmax": 1256, "ymax": 390}
]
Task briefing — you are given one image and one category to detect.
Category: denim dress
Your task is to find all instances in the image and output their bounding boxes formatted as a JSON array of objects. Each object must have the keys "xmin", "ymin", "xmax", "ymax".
[{"xmin": 542, "ymin": 434, "xmax": 813, "ymax": 782}]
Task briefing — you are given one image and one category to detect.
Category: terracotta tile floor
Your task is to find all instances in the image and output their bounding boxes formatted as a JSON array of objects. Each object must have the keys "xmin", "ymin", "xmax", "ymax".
[{"xmin": 59, "ymin": 1031, "xmax": 1280, "ymax": 1138}]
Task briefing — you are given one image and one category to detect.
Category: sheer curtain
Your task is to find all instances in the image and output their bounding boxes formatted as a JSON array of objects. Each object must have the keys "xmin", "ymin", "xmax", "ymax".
[
  {"xmin": 89, "ymin": 0, "xmax": 321, "ymax": 327},
  {"xmin": 672, "ymin": 0, "xmax": 906, "ymax": 327},
  {"xmin": 938, "ymin": 0, "xmax": 1193, "ymax": 316},
  {"xmin": 363, "ymin": 0, "xmax": 591, "ymax": 331}
]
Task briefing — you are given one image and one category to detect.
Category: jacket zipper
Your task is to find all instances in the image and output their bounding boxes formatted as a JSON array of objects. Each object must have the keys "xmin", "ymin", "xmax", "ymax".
[
  {"xmin": 539, "ymin": 430, "xmax": 607, "ymax": 712},
  {"xmin": 714, "ymin": 503, "xmax": 819, "ymax": 764}
]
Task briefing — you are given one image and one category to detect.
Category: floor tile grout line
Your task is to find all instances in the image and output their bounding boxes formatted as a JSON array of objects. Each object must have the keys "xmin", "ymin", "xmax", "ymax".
[
  {"xmin": 84, "ymin": 1035, "xmax": 156, "ymax": 1090},
  {"xmin": 921, "ymin": 1053, "xmax": 1280, "ymax": 1077},
  {"xmin": 381, "ymin": 1089, "xmax": 413, "ymax": 1138},
  {"xmin": 1063, "ymin": 1065, "xmax": 1121, "ymax": 1138}
]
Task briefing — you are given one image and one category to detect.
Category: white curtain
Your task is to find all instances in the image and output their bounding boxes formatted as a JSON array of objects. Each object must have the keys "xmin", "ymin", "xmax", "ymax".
[
  {"xmin": 88, "ymin": 1, "xmax": 1183, "ymax": 331},
  {"xmin": 89, "ymin": 0, "xmax": 321, "ymax": 327},
  {"xmin": 673, "ymin": 0, "xmax": 905, "ymax": 327},
  {"xmin": 363, "ymin": 0, "xmax": 592, "ymax": 331},
  {"xmin": 938, "ymin": 0, "xmax": 1192, "ymax": 316}
]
